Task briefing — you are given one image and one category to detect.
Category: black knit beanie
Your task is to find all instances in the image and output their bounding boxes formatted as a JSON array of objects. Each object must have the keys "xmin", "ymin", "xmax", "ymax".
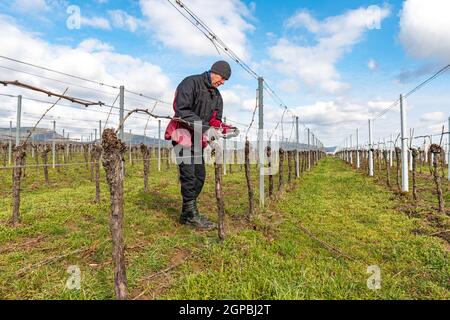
[{"xmin": 210, "ymin": 61, "xmax": 232, "ymax": 80}]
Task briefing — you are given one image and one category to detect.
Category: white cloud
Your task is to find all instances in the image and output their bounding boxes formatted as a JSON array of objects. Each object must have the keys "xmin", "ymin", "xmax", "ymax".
[
  {"xmin": 269, "ymin": 38, "xmax": 349, "ymax": 94},
  {"xmin": 221, "ymin": 90, "xmax": 241, "ymax": 106},
  {"xmin": 269, "ymin": 5, "xmax": 390, "ymax": 94},
  {"xmin": 399, "ymin": 0, "xmax": 450, "ymax": 62},
  {"xmin": 275, "ymin": 98, "xmax": 392, "ymax": 130},
  {"xmin": 420, "ymin": 112, "xmax": 445, "ymax": 123},
  {"xmin": 139, "ymin": 0, "xmax": 254, "ymax": 59},
  {"xmin": 285, "ymin": 10, "xmax": 320, "ymax": 32},
  {"xmin": 81, "ymin": 16, "xmax": 111, "ymax": 30},
  {"xmin": 108, "ymin": 10, "xmax": 141, "ymax": 32},
  {"xmin": 367, "ymin": 100, "xmax": 392, "ymax": 114},
  {"xmin": 292, "ymin": 101, "xmax": 366, "ymax": 126},
  {"xmin": 11, "ymin": 0, "xmax": 49, "ymax": 12},
  {"xmin": 0, "ymin": 15, "xmax": 172, "ymax": 138},
  {"xmin": 278, "ymin": 79, "xmax": 301, "ymax": 94},
  {"xmin": 368, "ymin": 59, "xmax": 377, "ymax": 71},
  {"xmin": 78, "ymin": 38, "xmax": 114, "ymax": 52},
  {"xmin": 241, "ymin": 98, "xmax": 257, "ymax": 112}
]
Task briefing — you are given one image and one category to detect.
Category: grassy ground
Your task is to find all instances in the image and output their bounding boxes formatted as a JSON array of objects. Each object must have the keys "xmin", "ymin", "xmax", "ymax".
[
  {"xmin": 355, "ymin": 157, "xmax": 450, "ymax": 243},
  {"xmin": 0, "ymin": 155, "xmax": 448, "ymax": 299}
]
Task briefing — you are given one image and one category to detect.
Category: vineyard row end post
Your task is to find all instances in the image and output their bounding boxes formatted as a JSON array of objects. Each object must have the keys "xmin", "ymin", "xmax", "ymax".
[{"xmin": 400, "ymin": 94, "xmax": 409, "ymax": 192}]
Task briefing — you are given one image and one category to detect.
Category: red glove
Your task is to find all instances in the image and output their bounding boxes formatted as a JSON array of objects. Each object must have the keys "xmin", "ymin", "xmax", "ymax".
[{"xmin": 209, "ymin": 111, "xmax": 233, "ymax": 133}]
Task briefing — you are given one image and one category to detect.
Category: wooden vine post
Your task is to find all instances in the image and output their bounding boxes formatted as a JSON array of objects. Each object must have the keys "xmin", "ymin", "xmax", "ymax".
[
  {"xmin": 55, "ymin": 144, "xmax": 61, "ymax": 173},
  {"xmin": 287, "ymin": 151, "xmax": 293, "ymax": 184},
  {"xmin": 89, "ymin": 145, "xmax": 95, "ymax": 182},
  {"xmin": 278, "ymin": 149, "xmax": 285, "ymax": 191},
  {"xmin": 395, "ymin": 147, "xmax": 401, "ymax": 192},
  {"xmin": 42, "ymin": 145, "xmax": 51, "ymax": 184},
  {"xmin": 91, "ymin": 145, "xmax": 102, "ymax": 203},
  {"xmin": 165, "ymin": 148, "xmax": 170, "ymax": 170},
  {"xmin": 32, "ymin": 144, "xmax": 39, "ymax": 171},
  {"xmin": 83, "ymin": 144, "xmax": 89, "ymax": 170},
  {"xmin": 383, "ymin": 149, "xmax": 391, "ymax": 188},
  {"xmin": 244, "ymin": 140, "xmax": 254, "ymax": 219},
  {"xmin": 10, "ymin": 145, "xmax": 26, "ymax": 226},
  {"xmin": 62, "ymin": 144, "xmax": 67, "ymax": 164},
  {"xmin": 377, "ymin": 149, "xmax": 382, "ymax": 178},
  {"xmin": 1, "ymin": 143, "xmax": 7, "ymax": 166},
  {"xmin": 101, "ymin": 129, "xmax": 128, "ymax": 300},
  {"xmin": 411, "ymin": 148, "xmax": 419, "ymax": 201},
  {"xmin": 361, "ymin": 150, "xmax": 366, "ymax": 173},
  {"xmin": 419, "ymin": 149, "xmax": 423, "ymax": 174},
  {"xmin": 214, "ymin": 149, "xmax": 226, "ymax": 241},
  {"xmin": 301, "ymin": 151, "xmax": 306, "ymax": 173},
  {"xmin": 140, "ymin": 143, "xmax": 150, "ymax": 193},
  {"xmin": 21, "ymin": 154, "xmax": 27, "ymax": 178},
  {"xmin": 267, "ymin": 145, "xmax": 274, "ymax": 198},
  {"xmin": 429, "ymin": 144, "xmax": 445, "ymax": 213}
]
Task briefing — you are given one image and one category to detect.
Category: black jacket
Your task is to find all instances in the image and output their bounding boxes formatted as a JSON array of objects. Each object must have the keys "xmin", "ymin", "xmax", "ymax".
[{"xmin": 174, "ymin": 71, "xmax": 223, "ymax": 133}]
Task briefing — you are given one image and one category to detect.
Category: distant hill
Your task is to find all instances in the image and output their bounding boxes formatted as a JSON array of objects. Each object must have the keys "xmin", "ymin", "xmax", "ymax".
[
  {"xmin": 0, "ymin": 126, "xmax": 328, "ymax": 149},
  {"xmin": 0, "ymin": 127, "xmax": 63, "ymax": 142},
  {"xmin": 325, "ymin": 146, "xmax": 337, "ymax": 154},
  {"xmin": 0, "ymin": 126, "xmax": 170, "ymax": 146},
  {"xmin": 121, "ymin": 132, "xmax": 171, "ymax": 147}
]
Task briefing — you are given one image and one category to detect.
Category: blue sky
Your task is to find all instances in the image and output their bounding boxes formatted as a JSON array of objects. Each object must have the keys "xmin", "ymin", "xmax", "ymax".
[{"xmin": 0, "ymin": 0, "xmax": 449, "ymax": 146}]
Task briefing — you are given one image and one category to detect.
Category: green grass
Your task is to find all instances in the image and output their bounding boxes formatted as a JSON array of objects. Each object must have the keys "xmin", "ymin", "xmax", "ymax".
[
  {"xmin": 0, "ymin": 156, "xmax": 448, "ymax": 299},
  {"xmin": 359, "ymin": 158, "xmax": 450, "ymax": 238}
]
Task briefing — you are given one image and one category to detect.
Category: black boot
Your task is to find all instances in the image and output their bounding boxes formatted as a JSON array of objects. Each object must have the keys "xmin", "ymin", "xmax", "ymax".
[
  {"xmin": 180, "ymin": 200, "xmax": 216, "ymax": 230},
  {"xmin": 193, "ymin": 199, "xmax": 213, "ymax": 224}
]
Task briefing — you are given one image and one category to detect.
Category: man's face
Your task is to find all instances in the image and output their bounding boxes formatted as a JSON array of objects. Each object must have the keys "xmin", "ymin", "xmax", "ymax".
[{"xmin": 211, "ymin": 72, "xmax": 226, "ymax": 88}]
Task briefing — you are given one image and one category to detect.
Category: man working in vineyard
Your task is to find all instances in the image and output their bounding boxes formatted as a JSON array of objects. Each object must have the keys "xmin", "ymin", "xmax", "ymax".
[{"xmin": 165, "ymin": 61, "xmax": 240, "ymax": 230}]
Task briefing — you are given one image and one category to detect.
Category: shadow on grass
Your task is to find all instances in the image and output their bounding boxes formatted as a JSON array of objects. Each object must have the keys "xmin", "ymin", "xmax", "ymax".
[{"xmin": 135, "ymin": 190, "xmax": 180, "ymax": 222}]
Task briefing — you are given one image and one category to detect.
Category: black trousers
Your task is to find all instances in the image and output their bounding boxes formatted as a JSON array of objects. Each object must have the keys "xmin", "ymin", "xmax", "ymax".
[{"xmin": 174, "ymin": 143, "xmax": 206, "ymax": 203}]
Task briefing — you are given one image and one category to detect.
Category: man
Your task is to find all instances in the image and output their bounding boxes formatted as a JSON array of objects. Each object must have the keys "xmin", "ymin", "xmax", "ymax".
[{"xmin": 165, "ymin": 61, "xmax": 239, "ymax": 230}]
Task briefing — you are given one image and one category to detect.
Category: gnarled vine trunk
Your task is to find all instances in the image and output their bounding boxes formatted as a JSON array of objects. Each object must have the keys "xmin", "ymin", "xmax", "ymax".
[
  {"xmin": 244, "ymin": 140, "xmax": 254, "ymax": 219},
  {"xmin": 101, "ymin": 129, "xmax": 128, "ymax": 300},
  {"xmin": 11, "ymin": 145, "xmax": 26, "ymax": 226}
]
